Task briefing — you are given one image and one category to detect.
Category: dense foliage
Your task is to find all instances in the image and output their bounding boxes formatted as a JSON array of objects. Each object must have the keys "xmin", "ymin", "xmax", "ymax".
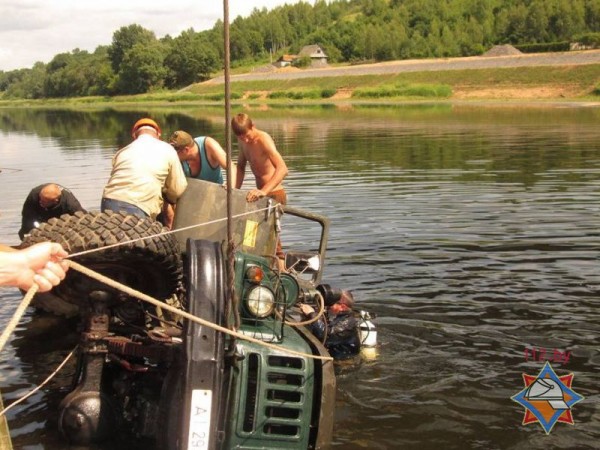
[{"xmin": 2, "ymin": 0, "xmax": 600, "ymax": 99}]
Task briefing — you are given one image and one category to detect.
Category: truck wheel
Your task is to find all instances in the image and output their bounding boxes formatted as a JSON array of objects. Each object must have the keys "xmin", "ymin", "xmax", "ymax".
[{"xmin": 22, "ymin": 211, "xmax": 182, "ymax": 314}]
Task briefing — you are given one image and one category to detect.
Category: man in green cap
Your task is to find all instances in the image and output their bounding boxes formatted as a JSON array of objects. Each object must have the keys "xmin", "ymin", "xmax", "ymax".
[{"xmin": 168, "ymin": 130, "xmax": 236, "ymax": 186}]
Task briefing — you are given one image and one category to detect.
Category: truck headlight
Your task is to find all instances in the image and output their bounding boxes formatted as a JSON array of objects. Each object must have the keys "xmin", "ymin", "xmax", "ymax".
[{"xmin": 245, "ymin": 286, "xmax": 275, "ymax": 318}]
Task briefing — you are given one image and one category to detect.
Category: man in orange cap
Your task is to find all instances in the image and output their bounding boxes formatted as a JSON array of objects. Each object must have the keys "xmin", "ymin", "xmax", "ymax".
[{"xmin": 101, "ymin": 118, "xmax": 187, "ymax": 228}]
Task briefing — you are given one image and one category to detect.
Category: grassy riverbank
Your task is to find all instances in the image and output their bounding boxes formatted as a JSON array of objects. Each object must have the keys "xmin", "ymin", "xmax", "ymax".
[
  {"xmin": 188, "ymin": 63, "xmax": 600, "ymax": 102},
  {"xmin": 2, "ymin": 62, "xmax": 600, "ymax": 107}
]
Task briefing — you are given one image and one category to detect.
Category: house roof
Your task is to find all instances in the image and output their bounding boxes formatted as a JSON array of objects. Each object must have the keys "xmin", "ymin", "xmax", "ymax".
[
  {"xmin": 298, "ymin": 45, "xmax": 328, "ymax": 58},
  {"xmin": 277, "ymin": 54, "xmax": 297, "ymax": 62},
  {"xmin": 482, "ymin": 44, "xmax": 522, "ymax": 57}
]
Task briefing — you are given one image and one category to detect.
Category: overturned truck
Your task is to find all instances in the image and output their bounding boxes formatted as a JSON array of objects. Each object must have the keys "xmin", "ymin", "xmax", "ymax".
[{"xmin": 24, "ymin": 179, "xmax": 339, "ymax": 449}]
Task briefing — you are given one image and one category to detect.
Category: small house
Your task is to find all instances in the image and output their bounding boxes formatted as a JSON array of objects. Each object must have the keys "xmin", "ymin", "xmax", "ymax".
[
  {"xmin": 570, "ymin": 42, "xmax": 595, "ymax": 51},
  {"xmin": 298, "ymin": 45, "xmax": 328, "ymax": 67},
  {"xmin": 274, "ymin": 54, "xmax": 297, "ymax": 68}
]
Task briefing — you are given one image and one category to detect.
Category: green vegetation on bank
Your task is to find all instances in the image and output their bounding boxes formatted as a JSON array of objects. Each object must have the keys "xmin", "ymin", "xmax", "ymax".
[
  {"xmin": 3, "ymin": 0, "xmax": 600, "ymax": 100},
  {"xmin": 353, "ymin": 84, "xmax": 452, "ymax": 99},
  {"xmin": 2, "ymin": 62, "xmax": 600, "ymax": 107},
  {"xmin": 187, "ymin": 63, "xmax": 600, "ymax": 101}
]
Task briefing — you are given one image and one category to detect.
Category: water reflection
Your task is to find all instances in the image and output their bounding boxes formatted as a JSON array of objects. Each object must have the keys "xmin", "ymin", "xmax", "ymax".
[{"xmin": 0, "ymin": 105, "xmax": 599, "ymax": 449}]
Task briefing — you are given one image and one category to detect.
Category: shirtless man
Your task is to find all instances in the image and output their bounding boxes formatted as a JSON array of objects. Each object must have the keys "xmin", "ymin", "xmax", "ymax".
[
  {"xmin": 232, "ymin": 113, "xmax": 288, "ymax": 265},
  {"xmin": 231, "ymin": 113, "xmax": 288, "ymax": 204}
]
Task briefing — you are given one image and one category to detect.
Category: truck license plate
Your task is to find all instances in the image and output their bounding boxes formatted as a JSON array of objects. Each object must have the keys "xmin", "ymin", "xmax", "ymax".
[{"xmin": 187, "ymin": 389, "xmax": 212, "ymax": 449}]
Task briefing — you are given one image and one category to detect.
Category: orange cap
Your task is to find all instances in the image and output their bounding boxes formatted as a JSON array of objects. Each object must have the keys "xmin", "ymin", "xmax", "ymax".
[{"xmin": 131, "ymin": 118, "xmax": 161, "ymax": 136}]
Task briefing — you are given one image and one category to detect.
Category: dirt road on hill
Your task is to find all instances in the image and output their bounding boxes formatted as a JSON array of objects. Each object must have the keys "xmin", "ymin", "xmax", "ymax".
[{"xmin": 208, "ymin": 50, "xmax": 600, "ymax": 84}]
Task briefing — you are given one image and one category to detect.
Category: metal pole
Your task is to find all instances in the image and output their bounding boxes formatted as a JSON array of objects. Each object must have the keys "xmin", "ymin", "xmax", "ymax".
[{"xmin": 223, "ymin": 0, "xmax": 239, "ymax": 330}]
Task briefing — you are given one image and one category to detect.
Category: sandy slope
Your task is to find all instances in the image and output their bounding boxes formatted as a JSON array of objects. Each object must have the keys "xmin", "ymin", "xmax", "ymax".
[{"xmin": 209, "ymin": 50, "xmax": 600, "ymax": 83}]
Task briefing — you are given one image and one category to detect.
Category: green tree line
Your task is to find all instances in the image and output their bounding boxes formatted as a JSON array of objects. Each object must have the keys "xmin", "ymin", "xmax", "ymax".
[{"xmin": 2, "ymin": 0, "xmax": 600, "ymax": 99}]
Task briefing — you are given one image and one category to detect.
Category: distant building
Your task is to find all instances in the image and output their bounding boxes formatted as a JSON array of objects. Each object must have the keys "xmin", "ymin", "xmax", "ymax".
[
  {"xmin": 273, "ymin": 45, "xmax": 329, "ymax": 68},
  {"xmin": 274, "ymin": 54, "xmax": 297, "ymax": 68},
  {"xmin": 570, "ymin": 42, "xmax": 595, "ymax": 51},
  {"xmin": 298, "ymin": 45, "xmax": 328, "ymax": 67}
]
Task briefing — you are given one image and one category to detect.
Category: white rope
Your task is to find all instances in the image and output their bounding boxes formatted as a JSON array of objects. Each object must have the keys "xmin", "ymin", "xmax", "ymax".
[
  {"xmin": 0, "ymin": 347, "xmax": 76, "ymax": 417},
  {"xmin": 68, "ymin": 260, "xmax": 332, "ymax": 361},
  {"xmin": 279, "ymin": 291, "xmax": 326, "ymax": 327},
  {"xmin": 0, "ymin": 284, "xmax": 38, "ymax": 353},
  {"xmin": 69, "ymin": 204, "xmax": 278, "ymax": 258}
]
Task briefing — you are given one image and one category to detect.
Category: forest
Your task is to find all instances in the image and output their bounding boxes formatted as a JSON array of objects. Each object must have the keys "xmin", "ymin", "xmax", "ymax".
[{"xmin": 1, "ymin": 0, "xmax": 600, "ymax": 99}]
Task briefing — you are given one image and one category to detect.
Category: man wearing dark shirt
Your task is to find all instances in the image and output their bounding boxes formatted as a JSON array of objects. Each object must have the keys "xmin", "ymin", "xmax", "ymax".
[
  {"xmin": 299, "ymin": 290, "xmax": 361, "ymax": 360},
  {"xmin": 19, "ymin": 183, "xmax": 86, "ymax": 240}
]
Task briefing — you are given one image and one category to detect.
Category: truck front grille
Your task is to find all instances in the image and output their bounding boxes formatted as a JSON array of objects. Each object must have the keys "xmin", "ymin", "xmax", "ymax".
[{"xmin": 242, "ymin": 352, "xmax": 308, "ymax": 439}]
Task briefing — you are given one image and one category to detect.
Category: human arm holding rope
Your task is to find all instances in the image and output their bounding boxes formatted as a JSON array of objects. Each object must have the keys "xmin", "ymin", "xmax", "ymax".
[{"xmin": 0, "ymin": 242, "xmax": 69, "ymax": 292}]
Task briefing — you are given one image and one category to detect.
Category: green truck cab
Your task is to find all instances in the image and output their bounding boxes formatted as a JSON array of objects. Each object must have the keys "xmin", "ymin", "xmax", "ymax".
[{"xmin": 171, "ymin": 179, "xmax": 335, "ymax": 449}]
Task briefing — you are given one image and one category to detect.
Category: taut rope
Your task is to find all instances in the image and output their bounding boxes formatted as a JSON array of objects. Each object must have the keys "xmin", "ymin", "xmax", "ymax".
[
  {"xmin": 0, "ymin": 284, "xmax": 38, "ymax": 353},
  {"xmin": 0, "ymin": 347, "xmax": 76, "ymax": 417},
  {"xmin": 67, "ymin": 260, "xmax": 332, "ymax": 361},
  {"xmin": 68, "ymin": 204, "xmax": 277, "ymax": 259}
]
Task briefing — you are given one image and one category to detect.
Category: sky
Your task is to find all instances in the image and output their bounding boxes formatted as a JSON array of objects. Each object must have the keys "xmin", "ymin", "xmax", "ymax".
[{"xmin": 0, "ymin": 0, "xmax": 304, "ymax": 72}]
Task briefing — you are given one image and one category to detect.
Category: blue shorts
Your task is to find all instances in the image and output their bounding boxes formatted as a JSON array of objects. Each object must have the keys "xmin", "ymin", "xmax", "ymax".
[{"xmin": 101, "ymin": 198, "xmax": 148, "ymax": 218}]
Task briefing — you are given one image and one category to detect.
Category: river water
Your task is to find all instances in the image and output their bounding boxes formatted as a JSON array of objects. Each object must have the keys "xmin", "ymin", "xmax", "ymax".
[{"xmin": 0, "ymin": 104, "xmax": 598, "ymax": 449}]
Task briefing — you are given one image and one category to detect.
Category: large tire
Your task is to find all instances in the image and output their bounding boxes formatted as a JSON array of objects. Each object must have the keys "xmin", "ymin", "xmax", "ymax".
[{"xmin": 22, "ymin": 211, "xmax": 182, "ymax": 313}]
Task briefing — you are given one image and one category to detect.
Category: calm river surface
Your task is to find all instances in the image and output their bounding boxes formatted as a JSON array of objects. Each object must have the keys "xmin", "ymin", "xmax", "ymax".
[{"xmin": 0, "ymin": 104, "xmax": 599, "ymax": 449}]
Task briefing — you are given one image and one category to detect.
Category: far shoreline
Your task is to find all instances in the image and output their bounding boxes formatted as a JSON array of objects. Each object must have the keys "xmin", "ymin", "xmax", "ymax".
[
  {"xmin": 2, "ymin": 50, "xmax": 600, "ymax": 107},
  {"xmin": 2, "ymin": 97, "xmax": 600, "ymax": 110}
]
